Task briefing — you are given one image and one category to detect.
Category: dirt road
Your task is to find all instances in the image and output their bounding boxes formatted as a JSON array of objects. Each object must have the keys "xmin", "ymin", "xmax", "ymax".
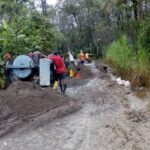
[{"xmin": 0, "ymin": 62, "xmax": 150, "ymax": 150}]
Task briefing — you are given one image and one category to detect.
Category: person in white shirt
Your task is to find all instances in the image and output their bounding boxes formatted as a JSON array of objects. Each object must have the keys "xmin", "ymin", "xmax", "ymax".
[
  {"xmin": 68, "ymin": 51, "xmax": 74, "ymax": 63},
  {"xmin": 68, "ymin": 51, "xmax": 76, "ymax": 77}
]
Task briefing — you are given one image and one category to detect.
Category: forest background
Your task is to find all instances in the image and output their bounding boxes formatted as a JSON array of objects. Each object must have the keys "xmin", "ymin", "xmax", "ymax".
[{"xmin": 0, "ymin": 0, "xmax": 149, "ymax": 87}]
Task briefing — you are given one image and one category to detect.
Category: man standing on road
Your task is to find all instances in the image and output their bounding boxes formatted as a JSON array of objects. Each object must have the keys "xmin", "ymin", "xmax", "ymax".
[
  {"xmin": 48, "ymin": 51, "xmax": 68, "ymax": 94},
  {"xmin": 68, "ymin": 51, "xmax": 76, "ymax": 77}
]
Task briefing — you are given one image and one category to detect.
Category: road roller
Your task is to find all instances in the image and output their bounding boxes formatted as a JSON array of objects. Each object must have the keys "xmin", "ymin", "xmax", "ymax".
[{"xmin": 6, "ymin": 55, "xmax": 52, "ymax": 86}]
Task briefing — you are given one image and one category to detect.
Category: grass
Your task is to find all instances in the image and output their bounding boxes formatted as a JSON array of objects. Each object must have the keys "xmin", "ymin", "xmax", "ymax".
[{"xmin": 105, "ymin": 35, "xmax": 150, "ymax": 87}]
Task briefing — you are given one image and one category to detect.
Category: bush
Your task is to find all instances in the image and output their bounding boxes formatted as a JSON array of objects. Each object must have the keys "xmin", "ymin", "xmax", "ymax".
[
  {"xmin": 0, "ymin": 77, "xmax": 5, "ymax": 89},
  {"xmin": 0, "ymin": 58, "xmax": 6, "ymax": 89},
  {"xmin": 105, "ymin": 35, "xmax": 150, "ymax": 87},
  {"xmin": 139, "ymin": 22, "xmax": 150, "ymax": 52},
  {"xmin": 0, "ymin": 68, "xmax": 6, "ymax": 89},
  {"xmin": 105, "ymin": 35, "xmax": 133, "ymax": 72}
]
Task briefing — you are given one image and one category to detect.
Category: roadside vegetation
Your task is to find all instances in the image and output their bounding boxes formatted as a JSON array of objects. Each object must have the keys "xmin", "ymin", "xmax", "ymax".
[{"xmin": 105, "ymin": 21, "xmax": 150, "ymax": 87}]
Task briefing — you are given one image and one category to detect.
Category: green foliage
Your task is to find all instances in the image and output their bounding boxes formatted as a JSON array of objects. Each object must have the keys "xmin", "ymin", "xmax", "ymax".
[
  {"xmin": 135, "ymin": 48, "xmax": 149, "ymax": 72},
  {"xmin": 105, "ymin": 36, "xmax": 133, "ymax": 71},
  {"xmin": 0, "ymin": 56, "xmax": 6, "ymax": 88},
  {"xmin": 0, "ymin": 0, "xmax": 63, "ymax": 57},
  {"xmin": 0, "ymin": 0, "xmax": 149, "ymax": 87},
  {"xmin": 0, "ymin": 14, "xmax": 57, "ymax": 55},
  {"xmin": 0, "ymin": 65, "xmax": 6, "ymax": 89},
  {"xmin": 105, "ymin": 35, "xmax": 150, "ymax": 86},
  {"xmin": 139, "ymin": 21, "xmax": 150, "ymax": 52},
  {"xmin": 55, "ymin": 0, "xmax": 149, "ymax": 56},
  {"xmin": 0, "ymin": 75, "xmax": 6, "ymax": 89}
]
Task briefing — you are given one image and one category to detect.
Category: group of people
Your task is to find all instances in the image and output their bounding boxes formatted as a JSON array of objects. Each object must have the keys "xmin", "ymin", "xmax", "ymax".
[
  {"xmin": 27, "ymin": 50, "xmax": 66, "ymax": 94},
  {"xmin": 28, "ymin": 50, "xmax": 76, "ymax": 94},
  {"xmin": 29, "ymin": 50, "xmax": 93, "ymax": 94},
  {"xmin": 3, "ymin": 49, "xmax": 92, "ymax": 94},
  {"xmin": 78, "ymin": 51, "xmax": 93, "ymax": 65}
]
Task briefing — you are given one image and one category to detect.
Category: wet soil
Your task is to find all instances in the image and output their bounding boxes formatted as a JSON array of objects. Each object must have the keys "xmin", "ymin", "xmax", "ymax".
[
  {"xmin": 68, "ymin": 65, "xmax": 94, "ymax": 87},
  {"xmin": 0, "ymin": 62, "xmax": 150, "ymax": 150},
  {"xmin": 79, "ymin": 65, "xmax": 95, "ymax": 79},
  {"xmin": 0, "ymin": 81, "xmax": 80, "ymax": 138},
  {"xmin": 0, "ymin": 66, "xmax": 94, "ymax": 138}
]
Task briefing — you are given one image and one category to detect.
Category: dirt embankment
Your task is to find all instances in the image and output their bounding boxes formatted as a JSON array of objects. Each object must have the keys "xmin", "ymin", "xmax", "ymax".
[
  {"xmin": 0, "ymin": 81, "xmax": 80, "ymax": 138},
  {"xmin": 0, "ymin": 65, "xmax": 94, "ymax": 138}
]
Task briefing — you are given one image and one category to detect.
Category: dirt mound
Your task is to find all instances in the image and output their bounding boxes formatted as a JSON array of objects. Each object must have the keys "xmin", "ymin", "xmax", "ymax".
[
  {"xmin": 79, "ymin": 65, "xmax": 94, "ymax": 79},
  {"xmin": 0, "ymin": 81, "xmax": 80, "ymax": 138}
]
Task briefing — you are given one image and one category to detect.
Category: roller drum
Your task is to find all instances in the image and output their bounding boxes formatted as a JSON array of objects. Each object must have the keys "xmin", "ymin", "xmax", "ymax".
[{"xmin": 13, "ymin": 55, "xmax": 35, "ymax": 79}]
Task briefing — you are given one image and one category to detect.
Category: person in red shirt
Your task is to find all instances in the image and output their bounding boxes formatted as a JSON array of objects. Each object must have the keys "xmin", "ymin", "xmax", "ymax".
[{"xmin": 48, "ymin": 51, "xmax": 68, "ymax": 94}]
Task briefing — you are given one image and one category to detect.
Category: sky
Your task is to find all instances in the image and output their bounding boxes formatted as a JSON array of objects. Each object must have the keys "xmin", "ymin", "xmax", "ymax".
[{"xmin": 47, "ymin": 0, "xmax": 57, "ymax": 5}]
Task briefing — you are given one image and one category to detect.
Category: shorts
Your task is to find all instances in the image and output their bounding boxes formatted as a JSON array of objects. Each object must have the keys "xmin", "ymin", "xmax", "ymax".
[
  {"xmin": 58, "ymin": 73, "xmax": 67, "ymax": 80},
  {"xmin": 80, "ymin": 60, "xmax": 84, "ymax": 64}
]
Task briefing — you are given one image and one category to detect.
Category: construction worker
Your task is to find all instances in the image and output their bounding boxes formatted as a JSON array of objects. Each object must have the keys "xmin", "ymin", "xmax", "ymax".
[
  {"xmin": 79, "ymin": 50, "xmax": 85, "ymax": 65},
  {"xmin": 85, "ymin": 52, "xmax": 89, "ymax": 62},
  {"xmin": 68, "ymin": 51, "xmax": 76, "ymax": 77},
  {"xmin": 4, "ymin": 52, "xmax": 11, "ymax": 66},
  {"xmin": 68, "ymin": 51, "xmax": 74, "ymax": 63},
  {"xmin": 32, "ymin": 51, "xmax": 41, "ymax": 67},
  {"xmin": 29, "ymin": 48, "xmax": 47, "ymax": 76},
  {"xmin": 85, "ymin": 52, "xmax": 92, "ymax": 63},
  {"xmin": 48, "ymin": 51, "xmax": 68, "ymax": 94},
  {"xmin": 4, "ymin": 52, "xmax": 12, "ymax": 86},
  {"xmin": 63, "ymin": 53, "xmax": 70, "ymax": 70}
]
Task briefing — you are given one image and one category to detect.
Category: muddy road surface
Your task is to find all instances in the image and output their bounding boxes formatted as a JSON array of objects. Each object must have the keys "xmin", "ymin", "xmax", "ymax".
[{"xmin": 0, "ymin": 62, "xmax": 150, "ymax": 150}]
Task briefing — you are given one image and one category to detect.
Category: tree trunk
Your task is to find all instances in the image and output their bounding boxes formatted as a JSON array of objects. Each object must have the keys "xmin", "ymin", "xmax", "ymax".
[
  {"xmin": 41, "ymin": 0, "xmax": 47, "ymax": 16},
  {"xmin": 132, "ymin": 0, "xmax": 138, "ymax": 21}
]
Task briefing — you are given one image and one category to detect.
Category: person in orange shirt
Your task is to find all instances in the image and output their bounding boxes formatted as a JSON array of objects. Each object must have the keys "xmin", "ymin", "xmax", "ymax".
[{"xmin": 79, "ymin": 50, "xmax": 85, "ymax": 64}]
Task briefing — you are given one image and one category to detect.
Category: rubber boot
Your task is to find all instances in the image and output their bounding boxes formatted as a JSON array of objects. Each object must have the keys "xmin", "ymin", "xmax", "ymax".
[
  {"xmin": 63, "ymin": 84, "xmax": 67, "ymax": 94},
  {"xmin": 69, "ymin": 69, "xmax": 74, "ymax": 77},
  {"xmin": 53, "ymin": 81, "xmax": 59, "ymax": 90},
  {"xmin": 59, "ymin": 83, "xmax": 63, "ymax": 92}
]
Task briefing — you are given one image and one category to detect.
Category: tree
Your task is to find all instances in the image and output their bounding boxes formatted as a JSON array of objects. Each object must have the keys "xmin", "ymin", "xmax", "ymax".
[
  {"xmin": 0, "ymin": 0, "xmax": 62, "ymax": 56},
  {"xmin": 41, "ymin": 0, "xmax": 47, "ymax": 16},
  {"xmin": 52, "ymin": 0, "xmax": 149, "ymax": 56}
]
